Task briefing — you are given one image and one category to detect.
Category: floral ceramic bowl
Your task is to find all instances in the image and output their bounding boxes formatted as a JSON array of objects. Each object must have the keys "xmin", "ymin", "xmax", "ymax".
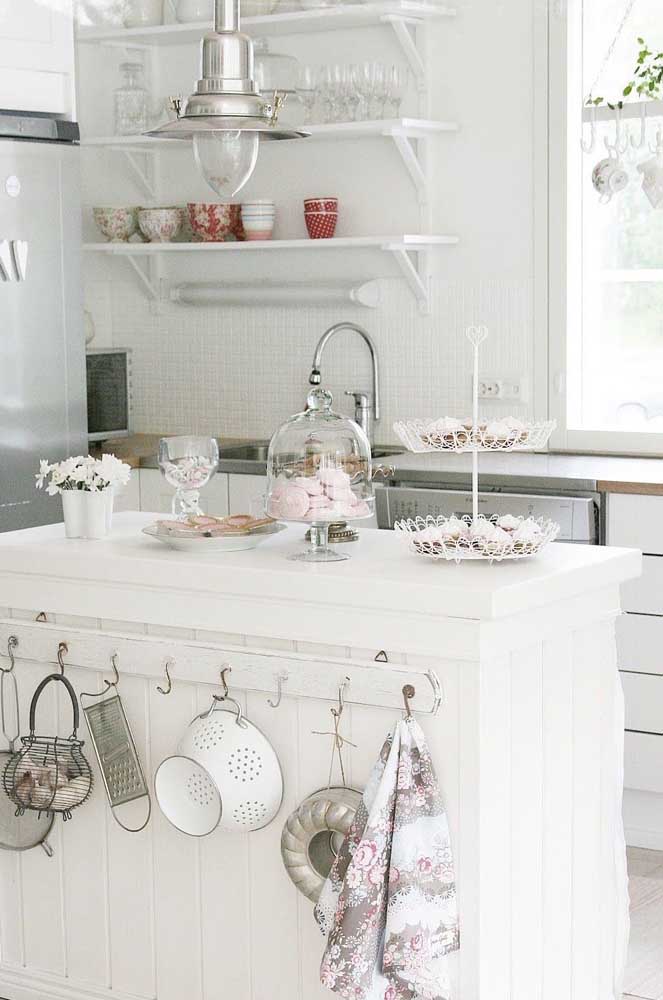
[
  {"xmin": 138, "ymin": 207, "xmax": 184, "ymax": 243},
  {"xmin": 93, "ymin": 206, "xmax": 139, "ymax": 242},
  {"xmin": 187, "ymin": 202, "xmax": 243, "ymax": 242}
]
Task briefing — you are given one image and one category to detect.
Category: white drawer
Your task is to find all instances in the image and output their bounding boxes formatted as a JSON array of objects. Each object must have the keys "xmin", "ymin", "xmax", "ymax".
[
  {"xmin": 617, "ymin": 613, "xmax": 663, "ymax": 674},
  {"xmin": 625, "ymin": 730, "xmax": 663, "ymax": 794},
  {"xmin": 621, "ymin": 671, "xmax": 663, "ymax": 733},
  {"xmin": 621, "ymin": 555, "xmax": 663, "ymax": 615},
  {"xmin": 608, "ymin": 493, "xmax": 663, "ymax": 553}
]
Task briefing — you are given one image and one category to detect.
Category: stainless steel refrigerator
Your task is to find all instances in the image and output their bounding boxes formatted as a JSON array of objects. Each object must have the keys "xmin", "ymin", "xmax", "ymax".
[{"xmin": 0, "ymin": 113, "xmax": 87, "ymax": 532}]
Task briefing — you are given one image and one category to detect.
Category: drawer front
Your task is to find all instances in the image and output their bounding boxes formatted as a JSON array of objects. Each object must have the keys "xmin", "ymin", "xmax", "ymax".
[
  {"xmin": 625, "ymin": 730, "xmax": 663, "ymax": 794},
  {"xmin": 621, "ymin": 555, "xmax": 663, "ymax": 615},
  {"xmin": 608, "ymin": 493, "xmax": 663, "ymax": 553},
  {"xmin": 617, "ymin": 613, "xmax": 663, "ymax": 674},
  {"xmin": 621, "ymin": 671, "xmax": 663, "ymax": 733}
]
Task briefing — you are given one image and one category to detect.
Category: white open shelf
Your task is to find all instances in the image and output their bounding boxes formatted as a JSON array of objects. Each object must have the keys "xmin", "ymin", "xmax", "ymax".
[
  {"xmin": 83, "ymin": 234, "xmax": 458, "ymax": 310},
  {"xmin": 582, "ymin": 98, "xmax": 663, "ymax": 123},
  {"xmin": 81, "ymin": 119, "xmax": 457, "ymax": 147},
  {"xmin": 76, "ymin": 2, "xmax": 455, "ymax": 45},
  {"xmin": 83, "ymin": 234, "xmax": 456, "ymax": 252},
  {"xmin": 81, "ymin": 119, "xmax": 458, "ymax": 199}
]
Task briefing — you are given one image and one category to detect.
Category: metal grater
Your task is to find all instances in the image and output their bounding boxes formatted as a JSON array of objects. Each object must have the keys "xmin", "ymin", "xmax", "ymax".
[{"xmin": 83, "ymin": 695, "xmax": 148, "ymax": 809}]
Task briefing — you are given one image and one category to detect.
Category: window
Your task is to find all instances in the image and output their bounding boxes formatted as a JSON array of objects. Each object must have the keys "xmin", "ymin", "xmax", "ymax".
[{"xmin": 549, "ymin": 0, "xmax": 663, "ymax": 453}]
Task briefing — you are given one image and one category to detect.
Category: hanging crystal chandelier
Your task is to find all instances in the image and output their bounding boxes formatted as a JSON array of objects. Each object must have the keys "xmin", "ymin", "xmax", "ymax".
[{"xmin": 145, "ymin": 0, "xmax": 308, "ymax": 197}]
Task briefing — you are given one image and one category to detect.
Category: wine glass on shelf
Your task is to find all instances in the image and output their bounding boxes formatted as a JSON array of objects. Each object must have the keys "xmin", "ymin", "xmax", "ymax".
[
  {"xmin": 158, "ymin": 436, "xmax": 219, "ymax": 519},
  {"xmin": 296, "ymin": 66, "xmax": 318, "ymax": 125},
  {"xmin": 385, "ymin": 65, "xmax": 408, "ymax": 118},
  {"xmin": 344, "ymin": 64, "xmax": 361, "ymax": 122}
]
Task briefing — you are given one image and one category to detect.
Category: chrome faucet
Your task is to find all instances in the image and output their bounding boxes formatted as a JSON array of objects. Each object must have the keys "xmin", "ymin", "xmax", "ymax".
[{"xmin": 309, "ymin": 322, "xmax": 380, "ymax": 442}]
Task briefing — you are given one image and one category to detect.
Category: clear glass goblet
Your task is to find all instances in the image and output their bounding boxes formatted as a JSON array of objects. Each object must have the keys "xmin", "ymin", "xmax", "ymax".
[
  {"xmin": 158, "ymin": 436, "xmax": 219, "ymax": 519},
  {"xmin": 296, "ymin": 66, "xmax": 318, "ymax": 124}
]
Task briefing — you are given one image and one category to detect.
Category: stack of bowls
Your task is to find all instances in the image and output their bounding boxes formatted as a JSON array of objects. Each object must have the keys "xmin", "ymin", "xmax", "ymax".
[
  {"xmin": 240, "ymin": 200, "xmax": 276, "ymax": 241},
  {"xmin": 304, "ymin": 197, "xmax": 338, "ymax": 239}
]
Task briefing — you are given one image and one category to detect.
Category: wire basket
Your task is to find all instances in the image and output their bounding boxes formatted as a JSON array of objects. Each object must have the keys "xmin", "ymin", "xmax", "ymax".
[
  {"xmin": 394, "ymin": 514, "xmax": 560, "ymax": 563},
  {"xmin": 3, "ymin": 674, "xmax": 93, "ymax": 821},
  {"xmin": 393, "ymin": 418, "xmax": 557, "ymax": 454}
]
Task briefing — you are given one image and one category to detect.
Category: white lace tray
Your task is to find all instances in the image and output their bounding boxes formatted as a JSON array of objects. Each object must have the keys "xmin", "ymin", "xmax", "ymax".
[
  {"xmin": 393, "ymin": 417, "xmax": 556, "ymax": 454},
  {"xmin": 394, "ymin": 514, "xmax": 560, "ymax": 563}
]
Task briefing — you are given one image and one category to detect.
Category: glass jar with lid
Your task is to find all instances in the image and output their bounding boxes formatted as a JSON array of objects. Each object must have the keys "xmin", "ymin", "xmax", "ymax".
[
  {"xmin": 266, "ymin": 387, "xmax": 374, "ymax": 562},
  {"xmin": 253, "ymin": 39, "xmax": 299, "ymax": 97},
  {"xmin": 114, "ymin": 62, "xmax": 148, "ymax": 136}
]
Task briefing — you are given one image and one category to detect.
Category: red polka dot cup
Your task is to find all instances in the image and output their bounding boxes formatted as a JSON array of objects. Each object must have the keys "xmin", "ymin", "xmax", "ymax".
[{"xmin": 305, "ymin": 210, "xmax": 338, "ymax": 239}]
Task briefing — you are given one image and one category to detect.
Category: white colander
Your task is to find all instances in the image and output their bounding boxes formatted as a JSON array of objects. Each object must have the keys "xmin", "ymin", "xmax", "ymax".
[{"xmin": 155, "ymin": 697, "xmax": 283, "ymax": 837}]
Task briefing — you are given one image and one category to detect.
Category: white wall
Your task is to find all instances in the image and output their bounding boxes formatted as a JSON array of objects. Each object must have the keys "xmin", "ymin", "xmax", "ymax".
[{"xmin": 80, "ymin": 0, "xmax": 539, "ymax": 443}]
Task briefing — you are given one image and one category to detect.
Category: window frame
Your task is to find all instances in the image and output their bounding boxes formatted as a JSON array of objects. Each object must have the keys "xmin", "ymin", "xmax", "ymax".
[{"xmin": 545, "ymin": 0, "xmax": 663, "ymax": 455}]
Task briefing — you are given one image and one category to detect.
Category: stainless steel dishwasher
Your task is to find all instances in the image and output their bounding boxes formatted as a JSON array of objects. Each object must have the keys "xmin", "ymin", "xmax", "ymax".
[{"xmin": 375, "ymin": 483, "xmax": 600, "ymax": 544}]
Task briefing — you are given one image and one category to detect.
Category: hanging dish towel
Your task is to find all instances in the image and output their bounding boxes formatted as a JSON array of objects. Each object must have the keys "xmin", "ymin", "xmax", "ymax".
[{"xmin": 315, "ymin": 717, "xmax": 459, "ymax": 1000}]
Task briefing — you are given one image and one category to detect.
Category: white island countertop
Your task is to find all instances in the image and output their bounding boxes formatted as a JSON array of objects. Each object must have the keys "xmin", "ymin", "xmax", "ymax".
[{"xmin": 0, "ymin": 513, "xmax": 641, "ymax": 649}]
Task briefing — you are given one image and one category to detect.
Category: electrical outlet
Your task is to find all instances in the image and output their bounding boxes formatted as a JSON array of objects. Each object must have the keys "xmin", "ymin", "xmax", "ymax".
[{"xmin": 477, "ymin": 376, "xmax": 527, "ymax": 402}]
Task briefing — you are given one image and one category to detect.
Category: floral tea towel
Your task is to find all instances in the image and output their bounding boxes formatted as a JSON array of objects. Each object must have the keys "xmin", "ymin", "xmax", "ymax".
[{"xmin": 314, "ymin": 717, "xmax": 459, "ymax": 1000}]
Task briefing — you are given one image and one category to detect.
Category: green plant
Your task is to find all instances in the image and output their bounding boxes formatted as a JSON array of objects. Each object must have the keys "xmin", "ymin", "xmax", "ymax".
[{"xmin": 587, "ymin": 37, "xmax": 663, "ymax": 109}]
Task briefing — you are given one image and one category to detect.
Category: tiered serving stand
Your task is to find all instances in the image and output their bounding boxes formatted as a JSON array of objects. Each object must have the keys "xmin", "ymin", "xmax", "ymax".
[{"xmin": 393, "ymin": 327, "xmax": 559, "ymax": 562}]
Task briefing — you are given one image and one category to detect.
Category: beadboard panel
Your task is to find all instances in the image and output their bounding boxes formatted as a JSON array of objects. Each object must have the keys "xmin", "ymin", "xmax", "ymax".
[{"xmin": 0, "ymin": 613, "xmax": 628, "ymax": 1000}]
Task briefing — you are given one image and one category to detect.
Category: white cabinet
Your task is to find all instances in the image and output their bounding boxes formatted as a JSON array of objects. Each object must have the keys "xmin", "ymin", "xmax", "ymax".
[
  {"xmin": 0, "ymin": 1, "xmax": 75, "ymax": 115},
  {"xmin": 139, "ymin": 469, "xmax": 229, "ymax": 517},
  {"xmin": 608, "ymin": 493, "xmax": 663, "ymax": 554},
  {"xmin": 228, "ymin": 474, "xmax": 267, "ymax": 514},
  {"xmin": 608, "ymin": 491, "xmax": 663, "ymax": 846}
]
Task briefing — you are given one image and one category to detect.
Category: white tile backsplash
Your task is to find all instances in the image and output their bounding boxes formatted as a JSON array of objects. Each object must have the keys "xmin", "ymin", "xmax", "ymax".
[{"xmin": 85, "ymin": 271, "xmax": 534, "ymax": 443}]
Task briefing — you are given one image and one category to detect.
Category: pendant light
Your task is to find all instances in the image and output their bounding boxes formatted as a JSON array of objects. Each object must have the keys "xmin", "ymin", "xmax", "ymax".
[{"xmin": 145, "ymin": 0, "xmax": 308, "ymax": 198}]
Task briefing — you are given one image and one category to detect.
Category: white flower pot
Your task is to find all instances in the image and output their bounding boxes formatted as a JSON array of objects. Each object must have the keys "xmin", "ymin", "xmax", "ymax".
[{"xmin": 61, "ymin": 490, "xmax": 114, "ymax": 540}]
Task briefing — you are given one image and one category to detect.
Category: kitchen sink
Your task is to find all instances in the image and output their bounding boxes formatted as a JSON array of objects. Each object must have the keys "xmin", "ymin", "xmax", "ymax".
[{"xmin": 218, "ymin": 442, "xmax": 403, "ymax": 462}]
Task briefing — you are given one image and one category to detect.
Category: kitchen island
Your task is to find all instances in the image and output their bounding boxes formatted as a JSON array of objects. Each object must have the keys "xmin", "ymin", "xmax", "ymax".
[{"xmin": 0, "ymin": 513, "xmax": 641, "ymax": 1000}]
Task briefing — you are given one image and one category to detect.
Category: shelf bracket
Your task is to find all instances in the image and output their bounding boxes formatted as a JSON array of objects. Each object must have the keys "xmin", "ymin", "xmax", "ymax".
[
  {"xmin": 381, "ymin": 16, "xmax": 426, "ymax": 87},
  {"xmin": 387, "ymin": 132, "xmax": 427, "ymax": 200},
  {"xmin": 121, "ymin": 149, "xmax": 157, "ymax": 201},
  {"xmin": 383, "ymin": 243, "xmax": 430, "ymax": 314},
  {"xmin": 125, "ymin": 255, "xmax": 160, "ymax": 303}
]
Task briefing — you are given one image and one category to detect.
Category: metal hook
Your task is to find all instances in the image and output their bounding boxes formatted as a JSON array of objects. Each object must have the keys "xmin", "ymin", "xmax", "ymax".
[
  {"xmin": 80, "ymin": 652, "xmax": 121, "ymax": 701},
  {"xmin": 649, "ymin": 126, "xmax": 663, "ymax": 156},
  {"xmin": 35, "ymin": 611, "xmax": 47, "ymax": 623},
  {"xmin": 631, "ymin": 103, "xmax": 647, "ymax": 150},
  {"xmin": 401, "ymin": 671, "xmax": 443, "ymax": 717},
  {"xmin": 267, "ymin": 672, "xmax": 288, "ymax": 709},
  {"xmin": 581, "ymin": 105, "xmax": 597, "ymax": 154},
  {"xmin": 1, "ymin": 636, "xmax": 18, "ymax": 674},
  {"xmin": 56, "ymin": 642, "xmax": 68, "ymax": 676},
  {"xmin": 605, "ymin": 106, "xmax": 629, "ymax": 156},
  {"xmin": 156, "ymin": 659, "xmax": 173, "ymax": 695},
  {"xmin": 374, "ymin": 650, "xmax": 389, "ymax": 663},
  {"xmin": 335, "ymin": 676, "xmax": 350, "ymax": 719}
]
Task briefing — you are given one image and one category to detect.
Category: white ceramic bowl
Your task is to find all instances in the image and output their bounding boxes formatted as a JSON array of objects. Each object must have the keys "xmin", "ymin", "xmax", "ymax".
[
  {"xmin": 138, "ymin": 207, "xmax": 183, "ymax": 243},
  {"xmin": 93, "ymin": 206, "xmax": 138, "ymax": 242}
]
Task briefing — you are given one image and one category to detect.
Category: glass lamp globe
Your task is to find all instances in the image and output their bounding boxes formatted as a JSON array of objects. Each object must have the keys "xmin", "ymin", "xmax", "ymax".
[
  {"xmin": 193, "ymin": 130, "xmax": 260, "ymax": 198},
  {"xmin": 266, "ymin": 387, "xmax": 375, "ymax": 563}
]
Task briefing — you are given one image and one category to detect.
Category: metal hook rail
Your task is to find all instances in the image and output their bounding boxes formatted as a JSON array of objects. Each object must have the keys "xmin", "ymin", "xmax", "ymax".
[{"xmin": 0, "ymin": 619, "xmax": 445, "ymax": 717}]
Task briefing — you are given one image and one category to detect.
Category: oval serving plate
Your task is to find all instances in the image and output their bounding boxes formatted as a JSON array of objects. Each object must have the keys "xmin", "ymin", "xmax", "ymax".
[{"xmin": 142, "ymin": 522, "xmax": 286, "ymax": 553}]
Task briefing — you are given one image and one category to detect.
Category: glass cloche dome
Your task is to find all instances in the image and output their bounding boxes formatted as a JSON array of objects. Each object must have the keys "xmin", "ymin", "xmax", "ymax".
[{"xmin": 266, "ymin": 387, "xmax": 374, "ymax": 562}]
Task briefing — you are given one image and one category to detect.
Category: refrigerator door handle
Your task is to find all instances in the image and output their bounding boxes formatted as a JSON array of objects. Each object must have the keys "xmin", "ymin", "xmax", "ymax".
[
  {"xmin": 0, "ymin": 240, "xmax": 13, "ymax": 281},
  {"xmin": 10, "ymin": 240, "xmax": 28, "ymax": 281}
]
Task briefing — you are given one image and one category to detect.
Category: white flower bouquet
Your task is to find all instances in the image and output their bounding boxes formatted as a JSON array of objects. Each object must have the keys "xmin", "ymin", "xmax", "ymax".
[
  {"xmin": 36, "ymin": 455, "xmax": 132, "ymax": 539},
  {"xmin": 36, "ymin": 454, "xmax": 131, "ymax": 496}
]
